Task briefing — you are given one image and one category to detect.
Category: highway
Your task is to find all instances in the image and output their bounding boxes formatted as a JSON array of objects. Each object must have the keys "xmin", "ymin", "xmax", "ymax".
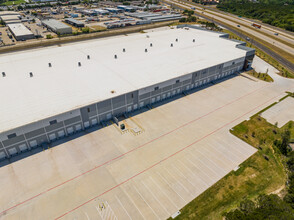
[
  {"xmin": 175, "ymin": 0, "xmax": 294, "ymax": 47},
  {"xmin": 166, "ymin": 0, "xmax": 294, "ymax": 56},
  {"xmin": 162, "ymin": 0, "xmax": 294, "ymax": 73}
]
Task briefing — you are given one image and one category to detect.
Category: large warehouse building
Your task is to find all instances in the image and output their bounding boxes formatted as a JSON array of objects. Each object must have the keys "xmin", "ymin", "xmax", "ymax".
[
  {"xmin": 42, "ymin": 19, "xmax": 72, "ymax": 35},
  {"xmin": 0, "ymin": 26, "xmax": 254, "ymax": 160},
  {"xmin": 8, "ymin": 23, "xmax": 35, "ymax": 41}
]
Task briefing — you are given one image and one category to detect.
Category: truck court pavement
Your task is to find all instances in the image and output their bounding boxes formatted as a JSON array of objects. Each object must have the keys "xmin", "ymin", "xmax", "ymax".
[{"xmin": 0, "ymin": 65, "xmax": 293, "ymax": 219}]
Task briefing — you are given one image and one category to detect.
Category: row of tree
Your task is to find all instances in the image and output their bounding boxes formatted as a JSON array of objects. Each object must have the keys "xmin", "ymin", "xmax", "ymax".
[{"xmin": 217, "ymin": 0, "xmax": 294, "ymax": 32}]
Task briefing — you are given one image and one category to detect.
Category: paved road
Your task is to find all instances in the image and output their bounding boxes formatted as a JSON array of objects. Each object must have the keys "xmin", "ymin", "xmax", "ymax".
[
  {"xmin": 163, "ymin": 0, "xmax": 294, "ymax": 73},
  {"xmin": 175, "ymin": 0, "xmax": 294, "ymax": 47}
]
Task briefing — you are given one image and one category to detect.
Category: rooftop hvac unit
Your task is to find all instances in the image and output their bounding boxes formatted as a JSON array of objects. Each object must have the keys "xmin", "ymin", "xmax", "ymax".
[
  {"xmin": 145, "ymin": 48, "xmax": 147, "ymax": 52},
  {"xmin": 78, "ymin": 62, "xmax": 81, "ymax": 66},
  {"xmin": 48, "ymin": 63, "xmax": 52, "ymax": 67},
  {"xmin": 29, "ymin": 72, "xmax": 33, "ymax": 77},
  {"xmin": 150, "ymin": 43, "xmax": 152, "ymax": 47},
  {"xmin": 87, "ymin": 55, "xmax": 90, "ymax": 59},
  {"xmin": 123, "ymin": 48, "xmax": 125, "ymax": 52},
  {"xmin": 175, "ymin": 38, "xmax": 178, "ymax": 42},
  {"xmin": 171, "ymin": 43, "xmax": 173, "ymax": 47},
  {"xmin": 114, "ymin": 54, "xmax": 117, "ymax": 59},
  {"xmin": 193, "ymin": 39, "xmax": 195, "ymax": 42},
  {"xmin": 2, "ymin": 72, "xmax": 5, "ymax": 77}
]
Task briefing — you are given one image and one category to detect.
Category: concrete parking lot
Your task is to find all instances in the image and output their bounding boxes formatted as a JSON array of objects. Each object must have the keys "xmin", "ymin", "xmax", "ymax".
[
  {"xmin": 0, "ymin": 60, "xmax": 293, "ymax": 219},
  {"xmin": 261, "ymin": 96, "xmax": 294, "ymax": 128}
]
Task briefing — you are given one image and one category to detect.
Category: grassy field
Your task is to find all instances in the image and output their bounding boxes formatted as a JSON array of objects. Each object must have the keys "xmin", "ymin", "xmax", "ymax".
[
  {"xmin": 246, "ymin": 69, "xmax": 274, "ymax": 82},
  {"xmin": 170, "ymin": 101, "xmax": 294, "ymax": 220},
  {"xmin": 0, "ymin": 0, "xmax": 25, "ymax": 5}
]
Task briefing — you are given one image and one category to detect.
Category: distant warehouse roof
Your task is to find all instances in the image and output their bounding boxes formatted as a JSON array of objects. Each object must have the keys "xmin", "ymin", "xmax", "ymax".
[
  {"xmin": 146, "ymin": 14, "xmax": 182, "ymax": 22},
  {"xmin": 65, "ymin": 18, "xmax": 84, "ymax": 27},
  {"xmin": 0, "ymin": 11, "xmax": 20, "ymax": 17},
  {"xmin": 0, "ymin": 14, "xmax": 21, "ymax": 24},
  {"xmin": 42, "ymin": 19, "xmax": 72, "ymax": 34},
  {"xmin": 7, "ymin": 23, "xmax": 34, "ymax": 41}
]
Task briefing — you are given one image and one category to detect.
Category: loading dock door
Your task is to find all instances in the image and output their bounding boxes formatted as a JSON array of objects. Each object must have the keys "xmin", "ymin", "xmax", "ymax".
[
  {"xmin": 49, "ymin": 133, "xmax": 56, "ymax": 141},
  {"xmin": 58, "ymin": 130, "xmax": 65, "ymax": 138},
  {"xmin": 139, "ymin": 101, "xmax": 144, "ymax": 108},
  {"xmin": 30, "ymin": 140, "xmax": 37, "ymax": 148},
  {"xmin": 67, "ymin": 127, "xmax": 74, "ymax": 134},
  {"xmin": 133, "ymin": 104, "xmax": 138, "ymax": 110},
  {"xmin": 0, "ymin": 151, "xmax": 5, "ymax": 160},
  {"xmin": 8, "ymin": 147, "xmax": 17, "ymax": 155},
  {"xmin": 19, "ymin": 144, "xmax": 27, "ymax": 151},
  {"xmin": 162, "ymin": 94, "xmax": 166, "ymax": 99},
  {"xmin": 91, "ymin": 118, "xmax": 98, "ymax": 125},
  {"xmin": 106, "ymin": 113, "xmax": 112, "ymax": 120},
  {"xmin": 75, "ymin": 124, "xmax": 82, "ymax": 131},
  {"xmin": 127, "ymin": 106, "xmax": 132, "ymax": 112},
  {"xmin": 84, "ymin": 121, "xmax": 90, "ymax": 128}
]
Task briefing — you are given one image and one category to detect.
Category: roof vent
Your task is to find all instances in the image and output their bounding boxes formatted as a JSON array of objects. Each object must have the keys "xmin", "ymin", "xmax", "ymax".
[
  {"xmin": 78, "ymin": 62, "xmax": 81, "ymax": 66},
  {"xmin": 176, "ymin": 38, "xmax": 178, "ymax": 42},
  {"xmin": 114, "ymin": 54, "xmax": 117, "ymax": 59},
  {"xmin": 2, "ymin": 72, "xmax": 5, "ymax": 77},
  {"xmin": 29, "ymin": 72, "xmax": 33, "ymax": 77},
  {"xmin": 48, "ymin": 63, "xmax": 52, "ymax": 67},
  {"xmin": 150, "ymin": 43, "xmax": 153, "ymax": 47},
  {"xmin": 123, "ymin": 48, "xmax": 125, "ymax": 52},
  {"xmin": 87, "ymin": 55, "xmax": 90, "ymax": 59},
  {"xmin": 193, "ymin": 39, "xmax": 195, "ymax": 42},
  {"xmin": 145, "ymin": 48, "xmax": 148, "ymax": 52},
  {"xmin": 171, "ymin": 43, "xmax": 173, "ymax": 47}
]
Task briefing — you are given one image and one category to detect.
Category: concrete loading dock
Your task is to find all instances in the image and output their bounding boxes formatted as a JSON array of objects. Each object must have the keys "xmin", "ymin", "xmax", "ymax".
[
  {"xmin": 0, "ymin": 26, "xmax": 255, "ymax": 160},
  {"xmin": 42, "ymin": 19, "xmax": 72, "ymax": 34},
  {"xmin": 7, "ymin": 23, "xmax": 35, "ymax": 41}
]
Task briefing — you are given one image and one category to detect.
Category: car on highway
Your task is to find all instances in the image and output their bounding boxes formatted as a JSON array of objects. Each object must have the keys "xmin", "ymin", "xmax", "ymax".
[
  {"xmin": 274, "ymin": 33, "xmax": 279, "ymax": 36},
  {"xmin": 237, "ymin": 25, "xmax": 240, "ymax": 27}
]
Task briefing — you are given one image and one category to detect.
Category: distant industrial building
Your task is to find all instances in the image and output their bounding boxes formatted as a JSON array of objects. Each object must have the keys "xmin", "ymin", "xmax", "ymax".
[
  {"xmin": 105, "ymin": 8, "xmax": 122, "ymax": 13},
  {"xmin": 93, "ymin": 9, "xmax": 109, "ymax": 15},
  {"xmin": 0, "ymin": 26, "xmax": 255, "ymax": 160},
  {"xmin": 117, "ymin": 5, "xmax": 136, "ymax": 12},
  {"xmin": 65, "ymin": 18, "xmax": 84, "ymax": 27},
  {"xmin": 42, "ymin": 19, "xmax": 72, "ymax": 34},
  {"xmin": 7, "ymin": 23, "xmax": 35, "ymax": 41},
  {"xmin": 127, "ymin": 12, "xmax": 181, "ymax": 22},
  {"xmin": 0, "ymin": 14, "xmax": 21, "ymax": 24}
]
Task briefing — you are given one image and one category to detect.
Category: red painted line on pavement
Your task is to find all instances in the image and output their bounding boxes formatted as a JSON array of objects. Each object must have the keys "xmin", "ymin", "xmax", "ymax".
[
  {"xmin": 56, "ymin": 89, "xmax": 282, "ymax": 219},
  {"xmin": 0, "ymin": 83, "xmax": 269, "ymax": 216}
]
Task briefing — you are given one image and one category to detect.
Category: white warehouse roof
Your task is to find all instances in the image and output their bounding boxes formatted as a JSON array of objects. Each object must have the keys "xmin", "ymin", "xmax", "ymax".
[
  {"xmin": 0, "ymin": 27, "xmax": 247, "ymax": 133},
  {"xmin": 7, "ymin": 23, "xmax": 34, "ymax": 37}
]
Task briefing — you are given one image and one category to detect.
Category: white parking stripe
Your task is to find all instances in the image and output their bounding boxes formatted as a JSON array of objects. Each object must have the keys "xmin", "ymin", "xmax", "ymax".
[
  {"xmin": 115, "ymin": 195, "xmax": 133, "ymax": 220},
  {"xmin": 187, "ymin": 158, "xmax": 214, "ymax": 183},
  {"xmin": 123, "ymin": 186, "xmax": 146, "ymax": 220},
  {"xmin": 164, "ymin": 167, "xmax": 190, "ymax": 194},
  {"xmin": 177, "ymin": 160, "xmax": 209, "ymax": 188},
  {"xmin": 172, "ymin": 164, "xmax": 198, "ymax": 189},
  {"xmin": 149, "ymin": 176, "xmax": 179, "ymax": 209},
  {"xmin": 141, "ymin": 180, "xmax": 170, "ymax": 216},
  {"xmin": 84, "ymin": 212, "xmax": 90, "ymax": 220},
  {"xmin": 133, "ymin": 185, "xmax": 160, "ymax": 219},
  {"xmin": 157, "ymin": 171, "xmax": 187, "ymax": 203}
]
